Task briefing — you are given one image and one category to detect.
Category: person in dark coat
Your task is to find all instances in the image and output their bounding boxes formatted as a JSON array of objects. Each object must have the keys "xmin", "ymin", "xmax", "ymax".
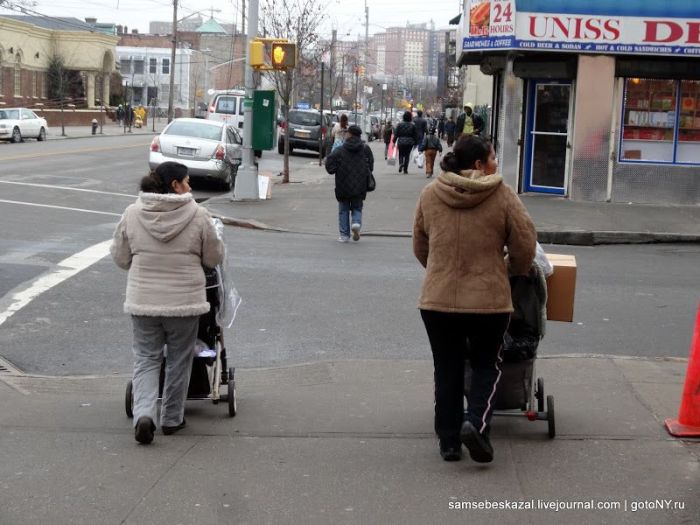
[
  {"xmin": 382, "ymin": 119, "xmax": 393, "ymax": 159},
  {"xmin": 445, "ymin": 115, "xmax": 457, "ymax": 147},
  {"xmin": 413, "ymin": 110, "xmax": 428, "ymax": 147},
  {"xmin": 325, "ymin": 125, "xmax": 374, "ymax": 243},
  {"xmin": 418, "ymin": 126, "xmax": 443, "ymax": 178},
  {"xmin": 393, "ymin": 111, "xmax": 418, "ymax": 174}
]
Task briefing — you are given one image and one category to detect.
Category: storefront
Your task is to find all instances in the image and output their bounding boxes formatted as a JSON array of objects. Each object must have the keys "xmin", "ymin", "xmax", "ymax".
[{"xmin": 457, "ymin": 0, "xmax": 700, "ymax": 205}]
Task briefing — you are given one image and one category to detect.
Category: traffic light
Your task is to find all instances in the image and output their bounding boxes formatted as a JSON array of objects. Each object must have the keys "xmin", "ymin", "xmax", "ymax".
[
  {"xmin": 249, "ymin": 41, "xmax": 265, "ymax": 67},
  {"xmin": 271, "ymin": 42, "xmax": 296, "ymax": 70}
]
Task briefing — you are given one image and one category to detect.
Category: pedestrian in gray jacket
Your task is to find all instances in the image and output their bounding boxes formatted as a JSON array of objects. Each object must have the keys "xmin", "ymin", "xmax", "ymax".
[{"xmin": 111, "ymin": 161, "xmax": 225, "ymax": 444}]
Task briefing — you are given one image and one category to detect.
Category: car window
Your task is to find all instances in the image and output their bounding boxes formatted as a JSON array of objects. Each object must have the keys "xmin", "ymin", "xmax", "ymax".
[
  {"xmin": 21, "ymin": 109, "xmax": 34, "ymax": 119},
  {"xmin": 0, "ymin": 109, "xmax": 20, "ymax": 120},
  {"xmin": 238, "ymin": 97, "xmax": 244, "ymax": 116},
  {"xmin": 289, "ymin": 111, "xmax": 321, "ymax": 126},
  {"xmin": 215, "ymin": 96, "xmax": 236, "ymax": 115},
  {"xmin": 165, "ymin": 121, "xmax": 223, "ymax": 141},
  {"xmin": 231, "ymin": 127, "xmax": 242, "ymax": 144}
]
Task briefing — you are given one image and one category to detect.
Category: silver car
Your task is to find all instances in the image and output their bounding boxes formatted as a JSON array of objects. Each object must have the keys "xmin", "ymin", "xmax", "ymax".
[
  {"xmin": 0, "ymin": 108, "xmax": 49, "ymax": 143},
  {"xmin": 149, "ymin": 118, "xmax": 242, "ymax": 190}
]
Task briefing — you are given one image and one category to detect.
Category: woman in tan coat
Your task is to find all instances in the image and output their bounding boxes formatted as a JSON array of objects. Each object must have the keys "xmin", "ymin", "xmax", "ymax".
[
  {"xmin": 111, "ymin": 162, "xmax": 224, "ymax": 444},
  {"xmin": 413, "ymin": 136, "xmax": 536, "ymax": 463}
]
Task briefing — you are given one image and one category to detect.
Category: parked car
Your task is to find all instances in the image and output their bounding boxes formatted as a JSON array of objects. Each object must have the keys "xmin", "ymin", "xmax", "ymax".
[
  {"xmin": 194, "ymin": 102, "xmax": 208, "ymax": 119},
  {"xmin": 0, "ymin": 108, "xmax": 48, "ymax": 143},
  {"xmin": 278, "ymin": 109, "xmax": 333, "ymax": 156},
  {"xmin": 149, "ymin": 118, "xmax": 242, "ymax": 190}
]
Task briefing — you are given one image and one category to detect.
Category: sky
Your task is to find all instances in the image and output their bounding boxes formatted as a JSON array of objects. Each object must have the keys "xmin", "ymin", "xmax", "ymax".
[{"xmin": 1, "ymin": 0, "xmax": 463, "ymax": 40}]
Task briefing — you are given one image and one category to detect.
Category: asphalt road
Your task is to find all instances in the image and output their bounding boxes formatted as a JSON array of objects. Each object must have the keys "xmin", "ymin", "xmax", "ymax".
[{"xmin": 0, "ymin": 136, "xmax": 698, "ymax": 376}]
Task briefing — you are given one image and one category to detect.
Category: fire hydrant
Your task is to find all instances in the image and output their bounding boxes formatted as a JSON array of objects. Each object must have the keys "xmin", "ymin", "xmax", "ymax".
[{"xmin": 91, "ymin": 119, "xmax": 98, "ymax": 135}]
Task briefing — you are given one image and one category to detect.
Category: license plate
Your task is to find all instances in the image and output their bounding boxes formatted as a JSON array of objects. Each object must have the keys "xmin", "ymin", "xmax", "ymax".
[
  {"xmin": 178, "ymin": 147, "xmax": 196, "ymax": 156},
  {"xmin": 294, "ymin": 129, "xmax": 310, "ymax": 137}
]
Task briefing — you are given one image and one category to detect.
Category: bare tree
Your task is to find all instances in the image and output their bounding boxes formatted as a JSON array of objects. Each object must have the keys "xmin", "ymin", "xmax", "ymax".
[{"xmin": 260, "ymin": 0, "xmax": 326, "ymax": 183}]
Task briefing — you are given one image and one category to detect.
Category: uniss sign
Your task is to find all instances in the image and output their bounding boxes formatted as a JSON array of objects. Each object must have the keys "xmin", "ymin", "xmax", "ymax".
[{"xmin": 516, "ymin": 12, "xmax": 700, "ymax": 55}]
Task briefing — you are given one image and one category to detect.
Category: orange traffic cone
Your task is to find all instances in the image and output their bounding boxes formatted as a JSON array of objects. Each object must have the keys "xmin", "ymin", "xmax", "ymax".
[{"xmin": 665, "ymin": 303, "xmax": 700, "ymax": 437}]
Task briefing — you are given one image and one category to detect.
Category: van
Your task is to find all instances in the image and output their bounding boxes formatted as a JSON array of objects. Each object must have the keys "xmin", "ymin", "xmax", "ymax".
[{"xmin": 207, "ymin": 89, "xmax": 245, "ymax": 129}]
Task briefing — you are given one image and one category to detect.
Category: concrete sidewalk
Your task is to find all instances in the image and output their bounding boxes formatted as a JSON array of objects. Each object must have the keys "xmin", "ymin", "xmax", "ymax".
[
  {"xmin": 204, "ymin": 142, "xmax": 700, "ymax": 245},
  {"xmin": 0, "ymin": 355, "xmax": 698, "ymax": 524},
  {"xmin": 46, "ymin": 123, "xmax": 164, "ymax": 140}
]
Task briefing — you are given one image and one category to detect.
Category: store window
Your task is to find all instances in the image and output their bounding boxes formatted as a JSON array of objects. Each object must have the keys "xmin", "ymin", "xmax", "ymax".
[{"xmin": 620, "ymin": 78, "xmax": 700, "ymax": 165}]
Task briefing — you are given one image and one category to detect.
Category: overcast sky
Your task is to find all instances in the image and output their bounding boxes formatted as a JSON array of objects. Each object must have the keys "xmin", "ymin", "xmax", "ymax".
[{"xmin": 2, "ymin": 0, "xmax": 462, "ymax": 39}]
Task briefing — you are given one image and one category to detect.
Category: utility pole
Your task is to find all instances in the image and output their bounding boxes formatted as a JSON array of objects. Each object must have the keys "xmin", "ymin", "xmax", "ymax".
[
  {"xmin": 318, "ymin": 61, "xmax": 324, "ymax": 166},
  {"xmin": 363, "ymin": 0, "xmax": 369, "ymax": 133},
  {"xmin": 241, "ymin": 0, "xmax": 245, "ymax": 35},
  {"xmin": 233, "ymin": 0, "xmax": 258, "ymax": 200},
  {"xmin": 330, "ymin": 29, "xmax": 336, "ymax": 119},
  {"xmin": 167, "ymin": 0, "xmax": 178, "ymax": 122}
]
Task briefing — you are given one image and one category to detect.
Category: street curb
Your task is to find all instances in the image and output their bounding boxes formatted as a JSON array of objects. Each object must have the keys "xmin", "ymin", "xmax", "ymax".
[{"xmin": 210, "ymin": 213, "xmax": 700, "ymax": 245}]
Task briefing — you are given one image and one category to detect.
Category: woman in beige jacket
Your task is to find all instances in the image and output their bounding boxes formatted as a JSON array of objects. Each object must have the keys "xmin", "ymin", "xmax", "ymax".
[
  {"xmin": 111, "ymin": 162, "xmax": 225, "ymax": 444},
  {"xmin": 413, "ymin": 136, "xmax": 536, "ymax": 463}
]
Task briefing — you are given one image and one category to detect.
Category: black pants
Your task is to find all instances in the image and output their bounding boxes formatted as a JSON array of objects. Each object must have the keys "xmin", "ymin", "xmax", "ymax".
[
  {"xmin": 398, "ymin": 144, "xmax": 413, "ymax": 172},
  {"xmin": 420, "ymin": 310, "xmax": 510, "ymax": 442}
]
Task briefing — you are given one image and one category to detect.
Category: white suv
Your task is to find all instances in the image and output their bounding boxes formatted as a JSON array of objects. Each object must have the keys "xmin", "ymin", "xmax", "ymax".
[{"xmin": 0, "ymin": 108, "xmax": 49, "ymax": 143}]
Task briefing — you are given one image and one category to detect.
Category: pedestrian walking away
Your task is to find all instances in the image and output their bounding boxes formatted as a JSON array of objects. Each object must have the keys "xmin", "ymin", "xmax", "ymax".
[
  {"xmin": 382, "ymin": 119, "xmax": 393, "ymax": 159},
  {"xmin": 393, "ymin": 111, "xmax": 418, "ymax": 174},
  {"xmin": 418, "ymin": 126, "xmax": 443, "ymax": 178},
  {"xmin": 445, "ymin": 115, "xmax": 456, "ymax": 148},
  {"xmin": 414, "ymin": 110, "xmax": 428, "ymax": 147},
  {"xmin": 325, "ymin": 125, "xmax": 374, "ymax": 243},
  {"xmin": 331, "ymin": 114, "xmax": 350, "ymax": 153},
  {"xmin": 412, "ymin": 135, "xmax": 536, "ymax": 463},
  {"xmin": 110, "ymin": 162, "xmax": 225, "ymax": 444}
]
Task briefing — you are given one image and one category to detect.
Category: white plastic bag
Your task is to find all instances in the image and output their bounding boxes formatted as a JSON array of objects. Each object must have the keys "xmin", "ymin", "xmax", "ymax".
[
  {"xmin": 535, "ymin": 242, "xmax": 554, "ymax": 277},
  {"xmin": 211, "ymin": 219, "xmax": 243, "ymax": 328},
  {"xmin": 415, "ymin": 152, "xmax": 425, "ymax": 169}
]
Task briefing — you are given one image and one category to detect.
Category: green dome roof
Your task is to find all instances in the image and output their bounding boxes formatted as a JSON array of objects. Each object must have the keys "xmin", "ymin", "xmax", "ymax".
[{"xmin": 195, "ymin": 18, "xmax": 227, "ymax": 34}]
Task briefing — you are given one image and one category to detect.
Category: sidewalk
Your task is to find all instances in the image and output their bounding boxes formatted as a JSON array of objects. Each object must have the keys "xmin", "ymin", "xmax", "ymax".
[
  {"xmin": 46, "ymin": 122, "xmax": 164, "ymax": 140},
  {"xmin": 0, "ymin": 355, "xmax": 698, "ymax": 524},
  {"xmin": 204, "ymin": 142, "xmax": 700, "ymax": 245}
]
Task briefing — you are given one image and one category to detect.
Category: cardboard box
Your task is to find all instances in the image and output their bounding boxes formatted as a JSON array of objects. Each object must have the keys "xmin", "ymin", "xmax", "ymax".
[{"xmin": 545, "ymin": 254, "xmax": 577, "ymax": 322}]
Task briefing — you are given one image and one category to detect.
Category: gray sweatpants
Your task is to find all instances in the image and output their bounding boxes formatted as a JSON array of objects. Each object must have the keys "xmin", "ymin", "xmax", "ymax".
[{"xmin": 131, "ymin": 315, "xmax": 199, "ymax": 428}]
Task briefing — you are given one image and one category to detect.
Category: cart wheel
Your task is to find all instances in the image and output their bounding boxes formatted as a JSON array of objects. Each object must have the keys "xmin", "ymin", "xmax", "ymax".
[
  {"xmin": 125, "ymin": 381, "xmax": 134, "ymax": 418},
  {"xmin": 546, "ymin": 395, "xmax": 555, "ymax": 439},
  {"xmin": 536, "ymin": 378, "xmax": 545, "ymax": 413},
  {"xmin": 227, "ymin": 367, "xmax": 237, "ymax": 417}
]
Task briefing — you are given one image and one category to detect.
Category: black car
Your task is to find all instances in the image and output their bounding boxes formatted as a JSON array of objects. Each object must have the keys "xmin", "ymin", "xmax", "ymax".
[{"xmin": 278, "ymin": 110, "xmax": 333, "ymax": 156}]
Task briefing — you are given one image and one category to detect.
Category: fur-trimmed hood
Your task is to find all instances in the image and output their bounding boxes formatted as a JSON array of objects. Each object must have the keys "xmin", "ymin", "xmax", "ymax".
[
  {"xmin": 434, "ymin": 170, "xmax": 503, "ymax": 209},
  {"xmin": 135, "ymin": 192, "xmax": 198, "ymax": 242}
]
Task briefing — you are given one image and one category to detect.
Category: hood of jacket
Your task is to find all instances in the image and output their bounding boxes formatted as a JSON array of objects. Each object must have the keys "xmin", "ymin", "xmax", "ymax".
[
  {"xmin": 135, "ymin": 192, "xmax": 198, "ymax": 242},
  {"xmin": 433, "ymin": 169, "xmax": 503, "ymax": 209},
  {"xmin": 342, "ymin": 136, "xmax": 364, "ymax": 153}
]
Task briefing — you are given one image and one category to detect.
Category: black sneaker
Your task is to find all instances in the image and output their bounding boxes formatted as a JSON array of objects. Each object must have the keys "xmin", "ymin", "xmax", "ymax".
[
  {"xmin": 134, "ymin": 416, "xmax": 155, "ymax": 444},
  {"xmin": 460, "ymin": 420, "xmax": 494, "ymax": 463},
  {"xmin": 162, "ymin": 419, "xmax": 187, "ymax": 435},
  {"xmin": 439, "ymin": 438, "xmax": 462, "ymax": 462}
]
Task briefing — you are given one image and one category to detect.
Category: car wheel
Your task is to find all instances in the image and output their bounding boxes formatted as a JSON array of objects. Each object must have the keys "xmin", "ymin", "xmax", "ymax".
[
  {"xmin": 37, "ymin": 128, "xmax": 46, "ymax": 141},
  {"xmin": 11, "ymin": 127, "xmax": 22, "ymax": 143}
]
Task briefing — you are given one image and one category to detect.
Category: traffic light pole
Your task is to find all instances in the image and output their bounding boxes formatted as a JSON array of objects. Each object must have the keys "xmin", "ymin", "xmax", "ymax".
[{"xmin": 233, "ymin": 0, "xmax": 259, "ymax": 200}]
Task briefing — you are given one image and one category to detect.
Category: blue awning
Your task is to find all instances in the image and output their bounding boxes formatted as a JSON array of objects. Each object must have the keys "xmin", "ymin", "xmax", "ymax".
[{"xmin": 516, "ymin": 0, "xmax": 700, "ymax": 18}]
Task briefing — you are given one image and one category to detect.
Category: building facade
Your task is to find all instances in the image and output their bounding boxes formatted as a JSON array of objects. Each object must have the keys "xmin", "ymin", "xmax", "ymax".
[
  {"xmin": 0, "ymin": 16, "xmax": 117, "ymax": 108},
  {"xmin": 457, "ymin": 0, "xmax": 700, "ymax": 205}
]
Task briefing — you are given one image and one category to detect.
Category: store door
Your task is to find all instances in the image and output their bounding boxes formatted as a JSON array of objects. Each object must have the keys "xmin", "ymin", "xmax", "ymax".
[{"xmin": 523, "ymin": 81, "xmax": 573, "ymax": 195}]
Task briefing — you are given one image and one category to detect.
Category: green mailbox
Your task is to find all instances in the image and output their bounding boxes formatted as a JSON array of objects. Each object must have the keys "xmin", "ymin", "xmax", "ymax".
[{"xmin": 252, "ymin": 90, "xmax": 276, "ymax": 150}]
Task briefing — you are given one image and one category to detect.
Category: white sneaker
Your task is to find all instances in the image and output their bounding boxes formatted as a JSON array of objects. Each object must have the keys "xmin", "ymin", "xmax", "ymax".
[
  {"xmin": 351, "ymin": 223, "xmax": 361, "ymax": 241},
  {"xmin": 338, "ymin": 236, "xmax": 350, "ymax": 243}
]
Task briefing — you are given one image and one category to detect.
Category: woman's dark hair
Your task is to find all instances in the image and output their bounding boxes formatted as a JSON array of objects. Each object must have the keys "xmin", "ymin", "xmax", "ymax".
[
  {"xmin": 402, "ymin": 111, "xmax": 412, "ymax": 122},
  {"xmin": 440, "ymin": 135, "xmax": 492, "ymax": 173},
  {"xmin": 140, "ymin": 162, "xmax": 188, "ymax": 193},
  {"xmin": 340, "ymin": 113, "xmax": 349, "ymax": 127}
]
